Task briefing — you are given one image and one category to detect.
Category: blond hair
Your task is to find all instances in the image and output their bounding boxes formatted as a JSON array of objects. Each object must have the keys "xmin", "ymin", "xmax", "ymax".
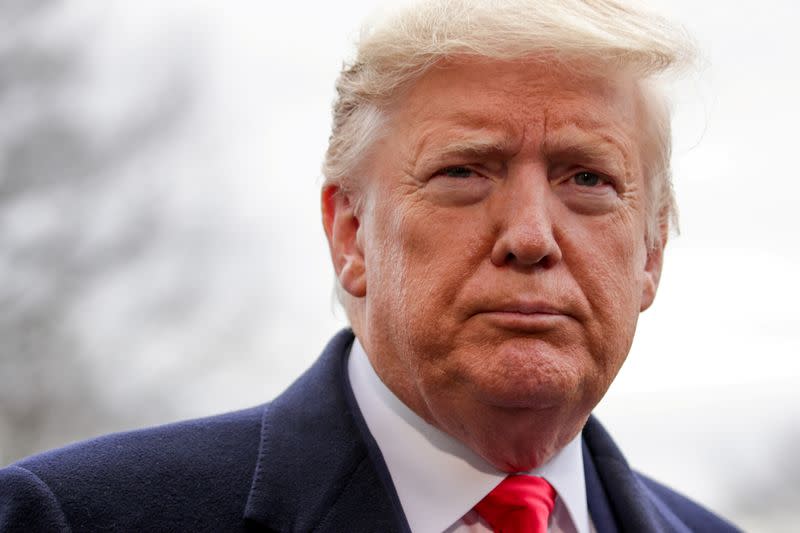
[{"xmin": 324, "ymin": 0, "xmax": 695, "ymax": 248}]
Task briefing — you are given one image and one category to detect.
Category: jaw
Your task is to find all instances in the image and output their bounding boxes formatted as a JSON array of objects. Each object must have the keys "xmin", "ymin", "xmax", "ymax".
[{"xmin": 362, "ymin": 328, "xmax": 607, "ymax": 473}]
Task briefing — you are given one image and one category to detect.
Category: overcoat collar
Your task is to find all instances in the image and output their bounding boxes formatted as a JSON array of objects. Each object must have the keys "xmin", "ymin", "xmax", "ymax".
[
  {"xmin": 243, "ymin": 329, "xmax": 691, "ymax": 532},
  {"xmin": 583, "ymin": 417, "xmax": 693, "ymax": 533},
  {"xmin": 244, "ymin": 329, "xmax": 409, "ymax": 532}
]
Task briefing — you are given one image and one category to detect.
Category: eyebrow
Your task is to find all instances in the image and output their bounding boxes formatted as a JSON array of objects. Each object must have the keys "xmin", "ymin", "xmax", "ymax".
[
  {"xmin": 407, "ymin": 116, "xmax": 634, "ymax": 177},
  {"xmin": 411, "ymin": 131, "xmax": 519, "ymax": 173},
  {"xmin": 543, "ymin": 124, "xmax": 632, "ymax": 176}
]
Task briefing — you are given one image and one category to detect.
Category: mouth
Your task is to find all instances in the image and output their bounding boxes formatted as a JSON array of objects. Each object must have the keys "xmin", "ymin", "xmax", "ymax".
[{"xmin": 471, "ymin": 302, "xmax": 574, "ymax": 332}]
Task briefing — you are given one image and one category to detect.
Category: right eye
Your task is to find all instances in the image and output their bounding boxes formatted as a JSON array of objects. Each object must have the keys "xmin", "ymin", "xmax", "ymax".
[{"xmin": 435, "ymin": 166, "xmax": 477, "ymax": 178}]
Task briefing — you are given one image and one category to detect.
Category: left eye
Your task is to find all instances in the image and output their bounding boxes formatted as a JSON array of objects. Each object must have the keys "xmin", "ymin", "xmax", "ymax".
[{"xmin": 573, "ymin": 171, "xmax": 603, "ymax": 187}]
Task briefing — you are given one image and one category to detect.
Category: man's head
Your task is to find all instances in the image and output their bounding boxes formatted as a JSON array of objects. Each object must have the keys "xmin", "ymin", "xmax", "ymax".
[{"xmin": 321, "ymin": 0, "xmax": 693, "ymax": 471}]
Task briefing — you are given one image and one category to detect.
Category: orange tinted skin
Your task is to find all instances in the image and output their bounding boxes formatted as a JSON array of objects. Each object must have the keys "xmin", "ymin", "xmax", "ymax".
[{"xmin": 322, "ymin": 58, "xmax": 664, "ymax": 471}]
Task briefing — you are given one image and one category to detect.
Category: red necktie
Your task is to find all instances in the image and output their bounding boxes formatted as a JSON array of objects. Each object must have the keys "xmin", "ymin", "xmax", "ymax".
[{"xmin": 474, "ymin": 475, "xmax": 556, "ymax": 533}]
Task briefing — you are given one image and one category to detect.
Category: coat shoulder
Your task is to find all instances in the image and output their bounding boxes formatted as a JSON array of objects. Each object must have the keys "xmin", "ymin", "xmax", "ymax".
[
  {"xmin": 0, "ymin": 465, "xmax": 70, "ymax": 532},
  {"xmin": 1, "ymin": 405, "xmax": 266, "ymax": 532},
  {"xmin": 637, "ymin": 473, "xmax": 743, "ymax": 532}
]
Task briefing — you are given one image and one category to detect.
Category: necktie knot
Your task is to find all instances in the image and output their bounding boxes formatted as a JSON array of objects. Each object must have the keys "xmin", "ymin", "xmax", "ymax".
[{"xmin": 475, "ymin": 475, "xmax": 556, "ymax": 533}]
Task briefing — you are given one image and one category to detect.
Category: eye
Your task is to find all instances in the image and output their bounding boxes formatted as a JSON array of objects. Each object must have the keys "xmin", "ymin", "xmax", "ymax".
[
  {"xmin": 425, "ymin": 164, "xmax": 493, "ymax": 206},
  {"xmin": 573, "ymin": 171, "xmax": 604, "ymax": 187},
  {"xmin": 436, "ymin": 166, "xmax": 476, "ymax": 178}
]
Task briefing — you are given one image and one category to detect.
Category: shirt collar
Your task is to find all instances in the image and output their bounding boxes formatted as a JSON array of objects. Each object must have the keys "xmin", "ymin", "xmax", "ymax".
[{"xmin": 348, "ymin": 338, "xmax": 591, "ymax": 533}]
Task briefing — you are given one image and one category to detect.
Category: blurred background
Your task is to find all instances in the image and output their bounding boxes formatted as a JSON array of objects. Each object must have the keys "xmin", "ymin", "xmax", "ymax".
[{"xmin": 1, "ymin": 0, "xmax": 798, "ymax": 530}]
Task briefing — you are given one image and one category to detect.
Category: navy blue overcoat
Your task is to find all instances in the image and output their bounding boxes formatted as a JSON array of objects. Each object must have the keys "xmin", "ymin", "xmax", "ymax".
[{"xmin": 0, "ymin": 330, "xmax": 740, "ymax": 532}]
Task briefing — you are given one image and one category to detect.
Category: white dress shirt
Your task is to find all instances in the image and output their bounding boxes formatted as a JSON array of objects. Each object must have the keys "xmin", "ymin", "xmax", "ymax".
[{"xmin": 347, "ymin": 338, "xmax": 594, "ymax": 533}]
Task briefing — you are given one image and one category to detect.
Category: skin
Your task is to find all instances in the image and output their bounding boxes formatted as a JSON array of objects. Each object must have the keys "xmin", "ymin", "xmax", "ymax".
[{"xmin": 322, "ymin": 58, "xmax": 665, "ymax": 472}]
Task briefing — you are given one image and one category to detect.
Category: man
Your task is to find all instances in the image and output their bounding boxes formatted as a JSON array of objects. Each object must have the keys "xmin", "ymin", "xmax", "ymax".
[{"xmin": 1, "ymin": 0, "xmax": 740, "ymax": 531}]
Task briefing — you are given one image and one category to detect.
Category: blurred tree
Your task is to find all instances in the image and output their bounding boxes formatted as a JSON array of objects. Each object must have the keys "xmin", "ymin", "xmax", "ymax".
[{"xmin": 0, "ymin": 1, "xmax": 213, "ymax": 464}]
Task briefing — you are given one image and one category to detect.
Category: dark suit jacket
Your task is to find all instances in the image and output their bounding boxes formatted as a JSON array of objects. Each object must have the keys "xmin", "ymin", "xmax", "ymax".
[{"xmin": 0, "ymin": 329, "xmax": 739, "ymax": 532}]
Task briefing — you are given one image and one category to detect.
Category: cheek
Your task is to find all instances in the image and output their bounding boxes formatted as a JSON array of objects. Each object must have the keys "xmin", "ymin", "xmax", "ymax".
[
  {"xmin": 565, "ymin": 217, "xmax": 647, "ymax": 363},
  {"xmin": 383, "ymin": 199, "xmax": 484, "ymax": 282},
  {"xmin": 367, "ymin": 201, "xmax": 488, "ymax": 343},
  {"xmin": 579, "ymin": 206, "xmax": 647, "ymax": 297}
]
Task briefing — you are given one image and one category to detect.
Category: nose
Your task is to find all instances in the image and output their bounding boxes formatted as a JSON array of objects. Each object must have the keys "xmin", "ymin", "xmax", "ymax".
[{"xmin": 490, "ymin": 168, "xmax": 562, "ymax": 269}]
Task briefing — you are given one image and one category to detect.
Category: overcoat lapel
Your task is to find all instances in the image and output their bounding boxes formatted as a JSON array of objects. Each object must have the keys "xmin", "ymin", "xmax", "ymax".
[
  {"xmin": 583, "ymin": 417, "xmax": 691, "ymax": 533},
  {"xmin": 583, "ymin": 438, "xmax": 620, "ymax": 533},
  {"xmin": 243, "ymin": 330, "xmax": 408, "ymax": 532}
]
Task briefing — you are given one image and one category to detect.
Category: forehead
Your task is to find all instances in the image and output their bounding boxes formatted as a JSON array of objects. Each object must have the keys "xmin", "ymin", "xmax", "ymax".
[{"xmin": 387, "ymin": 58, "xmax": 642, "ymax": 158}]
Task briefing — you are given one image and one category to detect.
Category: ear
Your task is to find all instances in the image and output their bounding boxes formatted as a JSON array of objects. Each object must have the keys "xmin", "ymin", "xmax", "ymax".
[
  {"xmin": 640, "ymin": 225, "xmax": 667, "ymax": 312},
  {"xmin": 321, "ymin": 184, "xmax": 366, "ymax": 298}
]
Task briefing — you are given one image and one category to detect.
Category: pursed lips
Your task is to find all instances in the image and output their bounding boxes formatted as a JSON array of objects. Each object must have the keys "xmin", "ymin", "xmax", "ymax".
[{"xmin": 470, "ymin": 301, "xmax": 576, "ymax": 331}]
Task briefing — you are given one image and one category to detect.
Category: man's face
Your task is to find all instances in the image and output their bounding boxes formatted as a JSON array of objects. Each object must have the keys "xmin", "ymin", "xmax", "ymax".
[{"xmin": 323, "ymin": 58, "xmax": 664, "ymax": 471}]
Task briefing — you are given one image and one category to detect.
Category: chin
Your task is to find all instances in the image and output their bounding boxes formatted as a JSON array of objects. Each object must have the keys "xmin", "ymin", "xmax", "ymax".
[
  {"xmin": 464, "ymin": 360, "xmax": 587, "ymax": 411},
  {"xmin": 489, "ymin": 374, "xmax": 580, "ymax": 407}
]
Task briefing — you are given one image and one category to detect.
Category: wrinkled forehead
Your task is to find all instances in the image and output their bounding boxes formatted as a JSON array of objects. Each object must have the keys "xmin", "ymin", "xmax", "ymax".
[{"xmin": 387, "ymin": 57, "xmax": 643, "ymax": 149}]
